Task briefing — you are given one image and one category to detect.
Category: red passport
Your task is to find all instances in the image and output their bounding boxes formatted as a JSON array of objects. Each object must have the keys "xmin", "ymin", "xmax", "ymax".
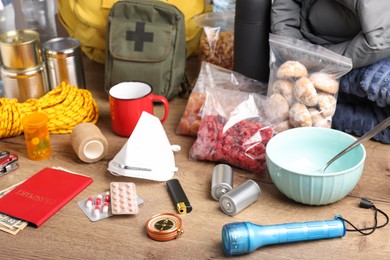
[{"xmin": 0, "ymin": 167, "xmax": 93, "ymax": 227}]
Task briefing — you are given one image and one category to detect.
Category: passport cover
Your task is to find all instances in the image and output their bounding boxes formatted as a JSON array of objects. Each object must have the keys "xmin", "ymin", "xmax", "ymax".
[{"xmin": 0, "ymin": 167, "xmax": 93, "ymax": 227}]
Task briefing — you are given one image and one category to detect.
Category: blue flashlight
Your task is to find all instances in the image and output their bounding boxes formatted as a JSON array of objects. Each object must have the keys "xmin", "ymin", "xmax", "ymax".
[{"xmin": 222, "ymin": 215, "xmax": 346, "ymax": 256}]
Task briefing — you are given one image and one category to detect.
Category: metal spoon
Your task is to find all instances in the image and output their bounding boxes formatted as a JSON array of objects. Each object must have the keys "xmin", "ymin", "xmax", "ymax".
[{"xmin": 322, "ymin": 116, "xmax": 390, "ymax": 173}]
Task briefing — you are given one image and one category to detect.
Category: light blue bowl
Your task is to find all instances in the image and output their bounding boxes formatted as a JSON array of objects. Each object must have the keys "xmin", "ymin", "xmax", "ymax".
[{"xmin": 266, "ymin": 127, "xmax": 366, "ymax": 205}]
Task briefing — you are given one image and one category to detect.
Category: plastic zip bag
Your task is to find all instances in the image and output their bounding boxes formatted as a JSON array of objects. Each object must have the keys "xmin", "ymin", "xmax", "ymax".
[
  {"xmin": 189, "ymin": 86, "xmax": 273, "ymax": 174},
  {"xmin": 266, "ymin": 34, "xmax": 352, "ymax": 132},
  {"xmin": 176, "ymin": 62, "xmax": 267, "ymax": 136},
  {"xmin": 193, "ymin": 11, "xmax": 235, "ymax": 69}
]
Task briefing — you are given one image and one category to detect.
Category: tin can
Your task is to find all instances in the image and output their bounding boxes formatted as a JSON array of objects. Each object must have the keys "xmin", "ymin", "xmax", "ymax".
[
  {"xmin": 43, "ymin": 37, "xmax": 86, "ymax": 89},
  {"xmin": 0, "ymin": 30, "xmax": 42, "ymax": 69},
  {"xmin": 1, "ymin": 65, "xmax": 49, "ymax": 102}
]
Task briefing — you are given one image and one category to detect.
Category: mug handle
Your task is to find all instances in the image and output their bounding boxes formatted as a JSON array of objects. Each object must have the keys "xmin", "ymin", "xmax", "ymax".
[{"xmin": 150, "ymin": 94, "xmax": 169, "ymax": 124}]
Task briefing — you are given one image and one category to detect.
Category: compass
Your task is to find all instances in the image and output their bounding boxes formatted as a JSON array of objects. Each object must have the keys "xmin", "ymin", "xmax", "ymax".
[{"xmin": 146, "ymin": 212, "xmax": 183, "ymax": 241}]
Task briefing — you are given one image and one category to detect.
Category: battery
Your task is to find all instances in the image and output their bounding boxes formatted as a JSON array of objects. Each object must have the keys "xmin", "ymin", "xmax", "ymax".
[
  {"xmin": 220, "ymin": 180, "xmax": 261, "ymax": 216},
  {"xmin": 43, "ymin": 37, "xmax": 86, "ymax": 89},
  {"xmin": 211, "ymin": 164, "xmax": 233, "ymax": 201}
]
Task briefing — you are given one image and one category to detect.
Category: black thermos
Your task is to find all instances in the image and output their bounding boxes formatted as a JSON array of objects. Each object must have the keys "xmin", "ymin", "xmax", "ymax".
[{"xmin": 233, "ymin": 0, "xmax": 271, "ymax": 83}]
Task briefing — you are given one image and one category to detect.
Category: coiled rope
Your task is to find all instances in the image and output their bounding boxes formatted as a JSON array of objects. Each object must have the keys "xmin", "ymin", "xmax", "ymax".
[{"xmin": 0, "ymin": 82, "xmax": 99, "ymax": 138}]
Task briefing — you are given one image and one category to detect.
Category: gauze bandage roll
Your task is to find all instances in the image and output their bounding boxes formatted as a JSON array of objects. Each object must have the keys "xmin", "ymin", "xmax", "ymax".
[{"xmin": 70, "ymin": 123, "xmax": 108, "ymax": 163}]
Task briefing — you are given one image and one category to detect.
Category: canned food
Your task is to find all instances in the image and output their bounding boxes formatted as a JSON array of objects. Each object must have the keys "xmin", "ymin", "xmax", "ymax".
[
  {"xmin": 0, "ymin": 30, "xmax": 42, "ymax": 69},
  {"xmin": 43, "ymin": 37, "xmax": 86, "ymax": 89},
  {"xmin": 1, "ymin": 65, "xmax": 49, "ymax": 102}
]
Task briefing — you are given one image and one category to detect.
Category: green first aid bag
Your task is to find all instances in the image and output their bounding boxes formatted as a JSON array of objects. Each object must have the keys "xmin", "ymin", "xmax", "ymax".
[{"xmin": 104, "ymin": 0, "xmax": 187, "ymax": 100}]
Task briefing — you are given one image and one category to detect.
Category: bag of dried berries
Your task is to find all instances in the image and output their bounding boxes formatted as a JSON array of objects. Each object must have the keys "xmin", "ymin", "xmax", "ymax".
[
  {"xmin": 192, "ymin": 11, "xmax": 235, "ymax": 70},
  {"xmin": 175, "ymin": 62, "xmax": 267, "ymax": 136},
  {"xmin": 189, "ymin": 86, "xmax": 274, "ymax": 174}
]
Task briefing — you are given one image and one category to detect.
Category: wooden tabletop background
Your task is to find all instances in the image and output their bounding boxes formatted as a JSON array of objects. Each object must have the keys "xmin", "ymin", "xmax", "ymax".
[{"xmin": 0, "ymin": 54, "xmax": 389, "ymax": 260}]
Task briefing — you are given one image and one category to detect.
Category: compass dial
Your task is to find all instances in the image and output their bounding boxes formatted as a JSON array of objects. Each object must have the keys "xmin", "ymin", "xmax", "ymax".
[{"xmin": 146, "ymin": 213, "xmax": 183, "ymax": 241}]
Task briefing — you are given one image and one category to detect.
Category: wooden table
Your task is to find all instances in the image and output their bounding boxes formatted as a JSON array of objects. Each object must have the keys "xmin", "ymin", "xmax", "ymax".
[{"xmin": 0, "ymin": 57, "xmax": 389, "ymax": 260}]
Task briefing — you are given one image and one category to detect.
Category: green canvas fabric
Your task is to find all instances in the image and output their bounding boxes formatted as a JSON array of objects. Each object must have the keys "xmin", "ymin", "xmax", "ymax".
[{"xmin": 104, "ymin": 0, "xmax": 186, "ymax": 100}]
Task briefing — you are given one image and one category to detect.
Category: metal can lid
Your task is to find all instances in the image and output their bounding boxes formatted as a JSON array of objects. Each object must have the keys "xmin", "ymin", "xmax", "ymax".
[
  {"xmin": 43, "ymin": 37, "xmax": 80, "ymax": 55},
  {"xmin": 0, "ymin": 30, "xmax": 42, "ymax": 70},
  {"xmin": 0, "ymin": 30, "xmax": 39, "ymax": 45}
]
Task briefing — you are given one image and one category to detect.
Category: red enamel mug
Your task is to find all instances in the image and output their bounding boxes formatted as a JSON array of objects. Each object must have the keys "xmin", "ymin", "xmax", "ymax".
[{"xmin": 109, "ymin": 82, "xmax": 169, "ymax": 137}]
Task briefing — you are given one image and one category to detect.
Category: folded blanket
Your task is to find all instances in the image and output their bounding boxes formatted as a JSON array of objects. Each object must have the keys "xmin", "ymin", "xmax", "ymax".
[
  {"xmin": 333, "ymin": 91, "xmax": 390, "ymax": 144},
  {"xmin": 339, "ymin": 66, "xmax": 366, "ymax": 98},
  {"xmin": 340, "ymin": 57, "xmax": 390, "ymax": 107}
]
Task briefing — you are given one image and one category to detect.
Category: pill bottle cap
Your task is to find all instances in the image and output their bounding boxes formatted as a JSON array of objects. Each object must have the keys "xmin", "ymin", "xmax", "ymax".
[{"xmin": 21, "ymin": 112, "xmax": 48, "ymax": 129}]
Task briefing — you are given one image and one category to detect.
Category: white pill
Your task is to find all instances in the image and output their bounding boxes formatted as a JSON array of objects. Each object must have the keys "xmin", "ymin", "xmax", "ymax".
[
  {"xmin": 85, "ymin": 197, "xmax": 93, "ymax": 208},
  {"xmin": 93, "ymin": 205, "xmax": 101, "ymax": 217},
  {"xmin": 102, "ymin": 202, "xmax": 109, "ymax": 213},
  {"xmin": 171, "ymin": 144, "xmax": 181, "ymax": 153}
]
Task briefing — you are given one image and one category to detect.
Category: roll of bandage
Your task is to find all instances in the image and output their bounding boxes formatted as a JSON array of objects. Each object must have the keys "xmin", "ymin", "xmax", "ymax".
[{"xmin": 70, "ymin": 123, "xmax": 108, "ymax": 163}]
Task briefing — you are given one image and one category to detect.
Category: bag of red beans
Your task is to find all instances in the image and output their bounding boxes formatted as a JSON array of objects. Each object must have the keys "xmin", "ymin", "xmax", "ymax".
[{"xmin": 189, "ymin": 87, "xmax": 274, "ymax": 174}]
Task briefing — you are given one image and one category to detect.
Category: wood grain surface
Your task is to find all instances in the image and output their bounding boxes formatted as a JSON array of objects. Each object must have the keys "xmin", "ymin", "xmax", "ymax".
[{"xmin": 0, "ymin": 54, "xmax": 389, "ymax": 260}]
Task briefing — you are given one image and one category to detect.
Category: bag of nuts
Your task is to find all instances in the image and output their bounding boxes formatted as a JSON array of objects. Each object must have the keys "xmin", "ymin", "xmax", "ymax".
[
  {"xmin": 193, "ymin": 11, "xmax": 235, "ymax": 70},
  {"xmin": 176, "ymin": 62, "xmax": 267, "ymax": 136},
  {"xmin": 266, "ymin": 34, "xmax": 353, "ymax": 133}
]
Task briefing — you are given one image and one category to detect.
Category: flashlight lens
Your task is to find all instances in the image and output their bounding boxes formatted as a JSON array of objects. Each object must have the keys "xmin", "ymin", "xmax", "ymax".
[{"xmin": 222, "ymin": 222, "xmax": 250, "ymax": 256}]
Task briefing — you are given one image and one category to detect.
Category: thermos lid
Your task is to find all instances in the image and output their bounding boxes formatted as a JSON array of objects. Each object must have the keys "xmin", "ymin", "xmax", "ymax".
[{"xmin": 235, "ymin": 0, "xmax": 271, "ymax": 23}]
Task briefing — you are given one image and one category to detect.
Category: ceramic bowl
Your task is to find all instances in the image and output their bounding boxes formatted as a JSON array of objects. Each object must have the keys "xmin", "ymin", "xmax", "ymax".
[{"xmin": 266, "ymin": 127, "xmax": 366, "ymax": 205}]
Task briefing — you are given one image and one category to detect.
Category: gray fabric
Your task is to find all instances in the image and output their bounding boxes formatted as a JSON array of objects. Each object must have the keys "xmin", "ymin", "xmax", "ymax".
[
  {"xmin": 307, "ymin": 0, "xmax": 360, "ymax": 42},
  {"xmin": 271, "ymin": 0, "xmax": 390, "ymax": 68}
]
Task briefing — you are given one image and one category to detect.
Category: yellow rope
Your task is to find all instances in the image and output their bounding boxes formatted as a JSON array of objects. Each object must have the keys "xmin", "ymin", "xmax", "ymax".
[{"xmin": 0, "ymin": 82, "xmax": 99, "ymax": 138}]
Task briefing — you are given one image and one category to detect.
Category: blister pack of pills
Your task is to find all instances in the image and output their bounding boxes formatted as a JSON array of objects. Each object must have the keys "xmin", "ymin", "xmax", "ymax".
[
  {"xmin": 78, "ymin": 190, "xmax": 144, "ymax": 222},
  {"xmin": 110, "ymin": 182, "xmax": 139, "ymax": 215}
]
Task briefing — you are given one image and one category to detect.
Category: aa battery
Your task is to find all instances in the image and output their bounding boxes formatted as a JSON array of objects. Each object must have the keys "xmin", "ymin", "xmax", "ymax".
[
  {"xmin": 211, "ymin": 164, "xmax": 233, "ymax": 201},
  {"xmin": 220, "ymin": 180, "xmax": 261, "ymax": 216}
]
